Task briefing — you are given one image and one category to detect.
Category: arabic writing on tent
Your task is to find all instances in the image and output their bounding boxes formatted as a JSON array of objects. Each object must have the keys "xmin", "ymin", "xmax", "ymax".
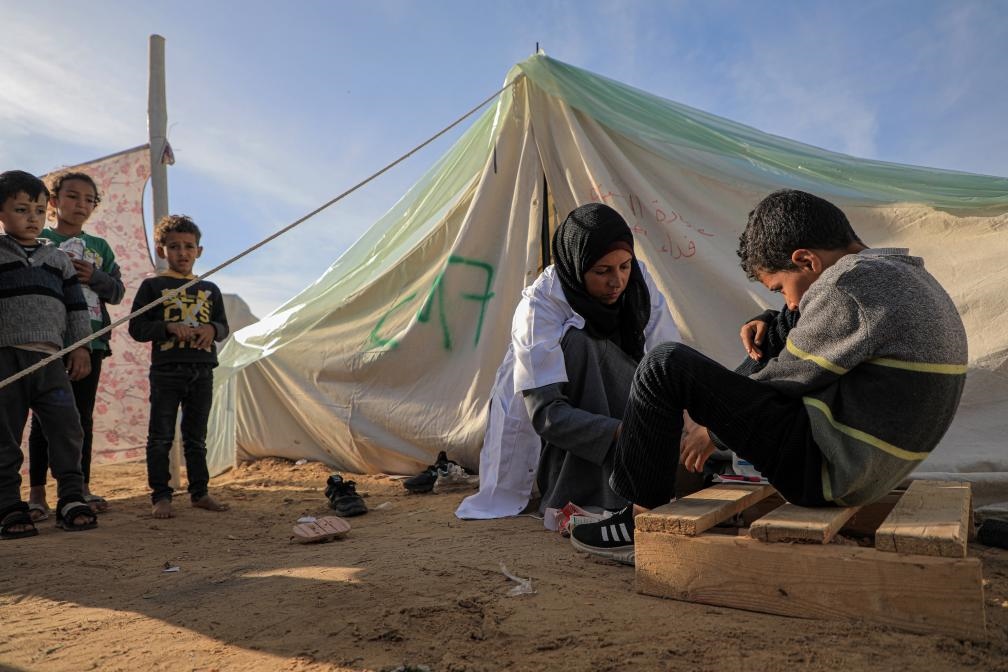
[{"xmin": 583, "ymin": 180, "xmax": 716, "ymax": 260}]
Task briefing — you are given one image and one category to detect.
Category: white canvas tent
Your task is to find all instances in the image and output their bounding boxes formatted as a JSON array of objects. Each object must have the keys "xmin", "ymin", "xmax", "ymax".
[{"xmin": 206, "ymin": 54, "xmax": 1008, "ymax": 509}]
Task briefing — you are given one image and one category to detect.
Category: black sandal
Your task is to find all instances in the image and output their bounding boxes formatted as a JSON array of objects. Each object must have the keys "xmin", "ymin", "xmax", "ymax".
[
  {"xmin": 1, "ymin": 503, "xmax": 39, "ymax": 540},
  {"xmin": 55, "ymin": 499, "xmax": 98, "ymax": 532}
]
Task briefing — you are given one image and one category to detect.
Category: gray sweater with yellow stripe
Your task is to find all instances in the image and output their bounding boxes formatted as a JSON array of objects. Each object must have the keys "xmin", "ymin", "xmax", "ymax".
[{"xmin": 750, "ymin": 248, "xmax": 967, "ymax": 506}]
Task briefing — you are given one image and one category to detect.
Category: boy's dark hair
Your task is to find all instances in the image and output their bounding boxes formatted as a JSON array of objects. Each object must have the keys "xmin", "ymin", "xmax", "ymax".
[
  {"xmin": 49, "ymin": 171, "xmax": 102, "ymax": 205},
  {"xmin": 154, "ymin": 214, "xmax": 202, "ymax": 246},
  {"xmin": 737, "ymin": 189, "xmax": 862, "ymax": 281},
  {"xmin": 0, "ymin": 170, "xmax": 50, "ymax": 205}
]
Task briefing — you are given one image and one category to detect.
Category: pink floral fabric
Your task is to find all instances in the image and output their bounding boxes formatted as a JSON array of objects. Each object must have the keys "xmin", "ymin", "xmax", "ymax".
[{"xmin": 34, "ymin": 146, "xmax": 156, "ymax": 464}]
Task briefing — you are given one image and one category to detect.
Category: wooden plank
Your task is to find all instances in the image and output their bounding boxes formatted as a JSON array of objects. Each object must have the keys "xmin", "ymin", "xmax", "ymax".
[
  {"xmin": 750, "ymin": 503, "xmax": 861, "ymax": 544},
  {"xmin": 636, "ymin": 484, "xmax": 775, "ymax": 536},
  {"xmin": 636, "ymin": 531, "xmax": 986, "ymax": 640},
  {"xmin": 744, "ymin": 490, "xmax": 901, "ymax": 536},
  {"xmin": 875, "ymin": 480, "xmax": 972, "ymax": 558}
]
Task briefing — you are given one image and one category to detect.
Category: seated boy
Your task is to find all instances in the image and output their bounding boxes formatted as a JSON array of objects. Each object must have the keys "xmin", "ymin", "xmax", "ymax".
[
  {"xmin": 571, "ymin": 189, "xmax": 968, "ymax": 564},
  {"xmin": 0, "ymin": 170, "xmax": 98, "ymax": 539},
  {"xmin": 128, "ymin": 215, "xmax": 230, "ymax": 519}
]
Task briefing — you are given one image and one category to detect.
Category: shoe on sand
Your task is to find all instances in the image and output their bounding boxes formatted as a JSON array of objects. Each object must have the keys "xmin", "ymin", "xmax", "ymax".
[
  {"xmin": 290, "ymin": 516, "xmax": 351, "ymax": 544},
  {"xmin": 569, "ymin": 506, "xmax": 635, "ymax": 566},
  {"xmin": 403, "ymin": 451, "xmax": 450, "ymax": 494},
  {"xmin": 325, "ymin": 475, "xmax": 368, "ymax": 517},
  {"xmin": 433, "ymin": 462, "xmax": 479, "ymax": 494}
]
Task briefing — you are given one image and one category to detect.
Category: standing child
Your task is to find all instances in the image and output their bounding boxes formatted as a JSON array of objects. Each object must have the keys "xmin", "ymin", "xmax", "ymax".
[
  {"xmin": 27, "ymin": 172, "xmax": 125, "ymax": 519},
  {"xmin": 129, "ymin": 215, "xmax": 230, "ymax": 519},
  {"xmin": 0, "ymin": 170, "xmax": 97, "ymax": 539}
]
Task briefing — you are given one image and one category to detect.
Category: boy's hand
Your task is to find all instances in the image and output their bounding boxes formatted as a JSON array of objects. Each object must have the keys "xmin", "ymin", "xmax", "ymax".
[
  {"xmin": 680, "ymin": 421, "xmax": 716, "ymax": 473},
  {"xmin": 166, "ymin": 322, "xmax": 193, "ymax": 342},
  {"xmin": 71, "ymin": 259, "xmax": 94, "ymax": 285},
  {"xmin": 190, "ymin": 324, "xmax": 216, "ymax": 350},
  {"xmin": 66, "ymin": 347, "xmax": 91, "ymax": 381},
  {"xmin": 740, "ymin": 319, "xmax": 767, "ymax": 361}
]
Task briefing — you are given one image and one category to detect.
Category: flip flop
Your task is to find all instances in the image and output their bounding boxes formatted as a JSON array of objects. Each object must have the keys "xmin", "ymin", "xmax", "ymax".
[
  {"xmin": 83, "ymin": 494, "xmax": 109, "ymax": 513},
  {"xmin": 28, "ymin": 503, "xmax": 50, "ymax": 522},
  {"xmin": 290, "ymin": 516, "xmax": 351, "ymax": 544}
]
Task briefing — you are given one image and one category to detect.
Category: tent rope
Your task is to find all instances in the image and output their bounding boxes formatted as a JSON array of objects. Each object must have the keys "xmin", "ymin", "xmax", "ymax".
[{"xmin": 0, "ymin": 79, "xmax": 518, "ymax": 392}]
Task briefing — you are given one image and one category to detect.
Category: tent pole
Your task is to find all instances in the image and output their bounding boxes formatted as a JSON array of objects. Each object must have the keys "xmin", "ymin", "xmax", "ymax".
[
  {"xmin": 149, "ymin": 34, "xmax": 182, "ymax": 490},
  {"xmin": 148, "ymin": 34, "xmax": 169, "ymax": 270},
  {"xmin": 540, "ymin": 173, "xmax": 551, "ymax": 269}
]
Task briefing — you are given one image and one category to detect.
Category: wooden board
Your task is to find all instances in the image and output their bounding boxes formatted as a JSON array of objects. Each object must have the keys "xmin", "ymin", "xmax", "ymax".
[
  {"xmin": 749, "ymin": 503, "xmax": 861, "ymax": 544},
  {"xmin": 636, "ymin": 531, "xmax": 986, "ymax": 640},
  {"xmin": 636, "ymin": 483, "xmax": 775, "ymax": 536},
  {"xmin": 875, "ymin": 480, "xmax": 972, "ymax": 558}
]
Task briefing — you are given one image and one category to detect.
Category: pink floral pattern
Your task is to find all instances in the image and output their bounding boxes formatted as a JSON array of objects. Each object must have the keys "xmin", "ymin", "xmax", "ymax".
[{"xmin": 36, "ymin": 147, "xmax": 155, "ymax": 464}]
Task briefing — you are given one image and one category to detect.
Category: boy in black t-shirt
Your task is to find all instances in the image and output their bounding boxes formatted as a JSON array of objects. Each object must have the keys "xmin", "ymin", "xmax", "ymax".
[{"xmin": 129, "ymin": 215, "xmax": 230, "ymax": 519}]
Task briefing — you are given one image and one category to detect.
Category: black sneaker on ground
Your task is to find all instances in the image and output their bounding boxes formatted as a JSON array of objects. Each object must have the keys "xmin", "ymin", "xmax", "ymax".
[
  {"xmin": 325, "ymin": 475, "xmax": 368, "ymax": 517},
  {"xmin": 569, "ymin": 506, "xmax": 635, "ymax": 565},
  {"xmin": 403, "ymin": 450, "xmax": 450, "ymax": 493}
]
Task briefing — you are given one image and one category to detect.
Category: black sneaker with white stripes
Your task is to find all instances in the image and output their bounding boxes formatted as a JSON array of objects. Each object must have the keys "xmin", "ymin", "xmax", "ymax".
[{"xmin": 569, "ymin": 506, "xmax": 635, "ymax": 565}]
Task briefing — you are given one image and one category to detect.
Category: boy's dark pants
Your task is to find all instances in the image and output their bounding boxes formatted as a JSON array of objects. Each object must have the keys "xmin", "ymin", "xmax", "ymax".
[
  {"xmin": 0, "ymin": 348, "xmax": 84, "ymax": 513},
  {"xmin": 28, "ymin": 350, "xmax": 104, "ymax": 487},
  {"xmin": 611, "ymin": 342, "xmax": 828, "ymax": 509},
  {"xmin": 145, "ymin": 363, "xmax": 213, "ymax": 504}
]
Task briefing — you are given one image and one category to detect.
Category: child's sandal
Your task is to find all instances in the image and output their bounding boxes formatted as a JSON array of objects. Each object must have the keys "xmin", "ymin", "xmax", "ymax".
[
  {"xmin": 1, "ymin": 503, "xmax": 39, "ymax": 540},
  {"xmin": 55, "ymin": 500, "xmax": 98, "ymax": 532}
]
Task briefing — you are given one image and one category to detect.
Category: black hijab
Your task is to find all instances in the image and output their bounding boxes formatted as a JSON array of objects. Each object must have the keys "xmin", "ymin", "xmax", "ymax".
[{"xmin": 552, "ymin": 203, "xmax": 651, "ymax": 362}]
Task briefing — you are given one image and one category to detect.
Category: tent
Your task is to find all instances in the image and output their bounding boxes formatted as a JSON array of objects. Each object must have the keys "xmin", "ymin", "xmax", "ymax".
[{"xmin": 206, "ymin": 54, "xmax": 1008, "ymax": 509}]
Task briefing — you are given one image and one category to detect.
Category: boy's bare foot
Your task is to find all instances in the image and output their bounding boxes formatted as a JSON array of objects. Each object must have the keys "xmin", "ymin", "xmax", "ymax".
[
  {"xmin": 192, "ymin": 495, "xmax": 229, "ymax": 512},
  {"xmin": 152, "ymin": 499, "xmax": 174, "ymax": 519}
]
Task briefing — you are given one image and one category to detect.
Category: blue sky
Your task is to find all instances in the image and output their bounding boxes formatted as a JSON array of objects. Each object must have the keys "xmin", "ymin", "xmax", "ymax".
[{"xmin": 2, "ymin": 0, "xmax": 1006, "ymax": 318}]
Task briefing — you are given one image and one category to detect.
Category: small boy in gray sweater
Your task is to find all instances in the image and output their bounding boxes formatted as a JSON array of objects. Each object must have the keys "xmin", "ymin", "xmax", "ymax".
[
  {"xmin": 571, "ymin": 189, "xmax": 968, "ymax": 564},
  {"xmin": 0, "ymin": 170, "xmax": 98, "ymax": 539}
]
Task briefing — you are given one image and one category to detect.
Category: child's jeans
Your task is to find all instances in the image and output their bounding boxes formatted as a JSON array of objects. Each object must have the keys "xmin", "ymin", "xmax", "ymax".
[
  {"xmin": 145, "ymin": 363, "xmax": 213, "ymax": 504},
  {"xmin": 0, "ymin": 348, "xmax": 84, "ymax": 513}
]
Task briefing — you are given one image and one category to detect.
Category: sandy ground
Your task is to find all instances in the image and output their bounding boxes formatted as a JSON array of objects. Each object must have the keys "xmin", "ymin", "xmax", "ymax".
[{"xmin": 2, "ymin": 458, "xmax": 1007, "ymax": 672}]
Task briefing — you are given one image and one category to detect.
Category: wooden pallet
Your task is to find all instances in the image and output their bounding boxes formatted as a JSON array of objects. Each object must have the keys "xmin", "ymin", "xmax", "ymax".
[{"xmin": 635, "ymin": 479, "xmax": 985, "ymax": 639}]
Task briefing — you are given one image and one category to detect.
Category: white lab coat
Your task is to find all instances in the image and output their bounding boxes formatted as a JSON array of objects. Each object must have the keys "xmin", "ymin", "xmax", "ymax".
[{"xmin": 455, "ymin": 262, "xmax": 680, "ymax": 519}]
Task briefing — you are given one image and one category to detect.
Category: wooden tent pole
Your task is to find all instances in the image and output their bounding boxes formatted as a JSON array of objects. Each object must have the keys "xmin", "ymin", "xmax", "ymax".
[
  {"xmin": 148, "ymin": 34, "xmax": 169, "ymax": 263},
  {"xmin": 148, "ymin": 34, "xmax": 182, "ymax": 489}
]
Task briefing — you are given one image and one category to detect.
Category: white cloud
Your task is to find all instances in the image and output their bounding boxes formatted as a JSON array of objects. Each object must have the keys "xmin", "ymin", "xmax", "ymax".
[
  {"xmin": 723, "ymin": 15, "xmax": 880, "ymax": 159},
  {"xmin": 0, "ymin": 21, "xmax": 140, "ymax": 151}
]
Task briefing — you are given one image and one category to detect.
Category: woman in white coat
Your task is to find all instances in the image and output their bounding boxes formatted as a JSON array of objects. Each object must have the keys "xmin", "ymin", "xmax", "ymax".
[{"xmin": 456, "ymin": 203, "xmax": 679, "ymax": 519}]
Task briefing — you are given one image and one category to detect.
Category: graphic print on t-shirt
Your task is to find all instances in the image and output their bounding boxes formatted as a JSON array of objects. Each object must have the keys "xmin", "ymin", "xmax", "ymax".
[{"xmin": 159, "ymin": 287, "xmax": 212, "ymax": 351}]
